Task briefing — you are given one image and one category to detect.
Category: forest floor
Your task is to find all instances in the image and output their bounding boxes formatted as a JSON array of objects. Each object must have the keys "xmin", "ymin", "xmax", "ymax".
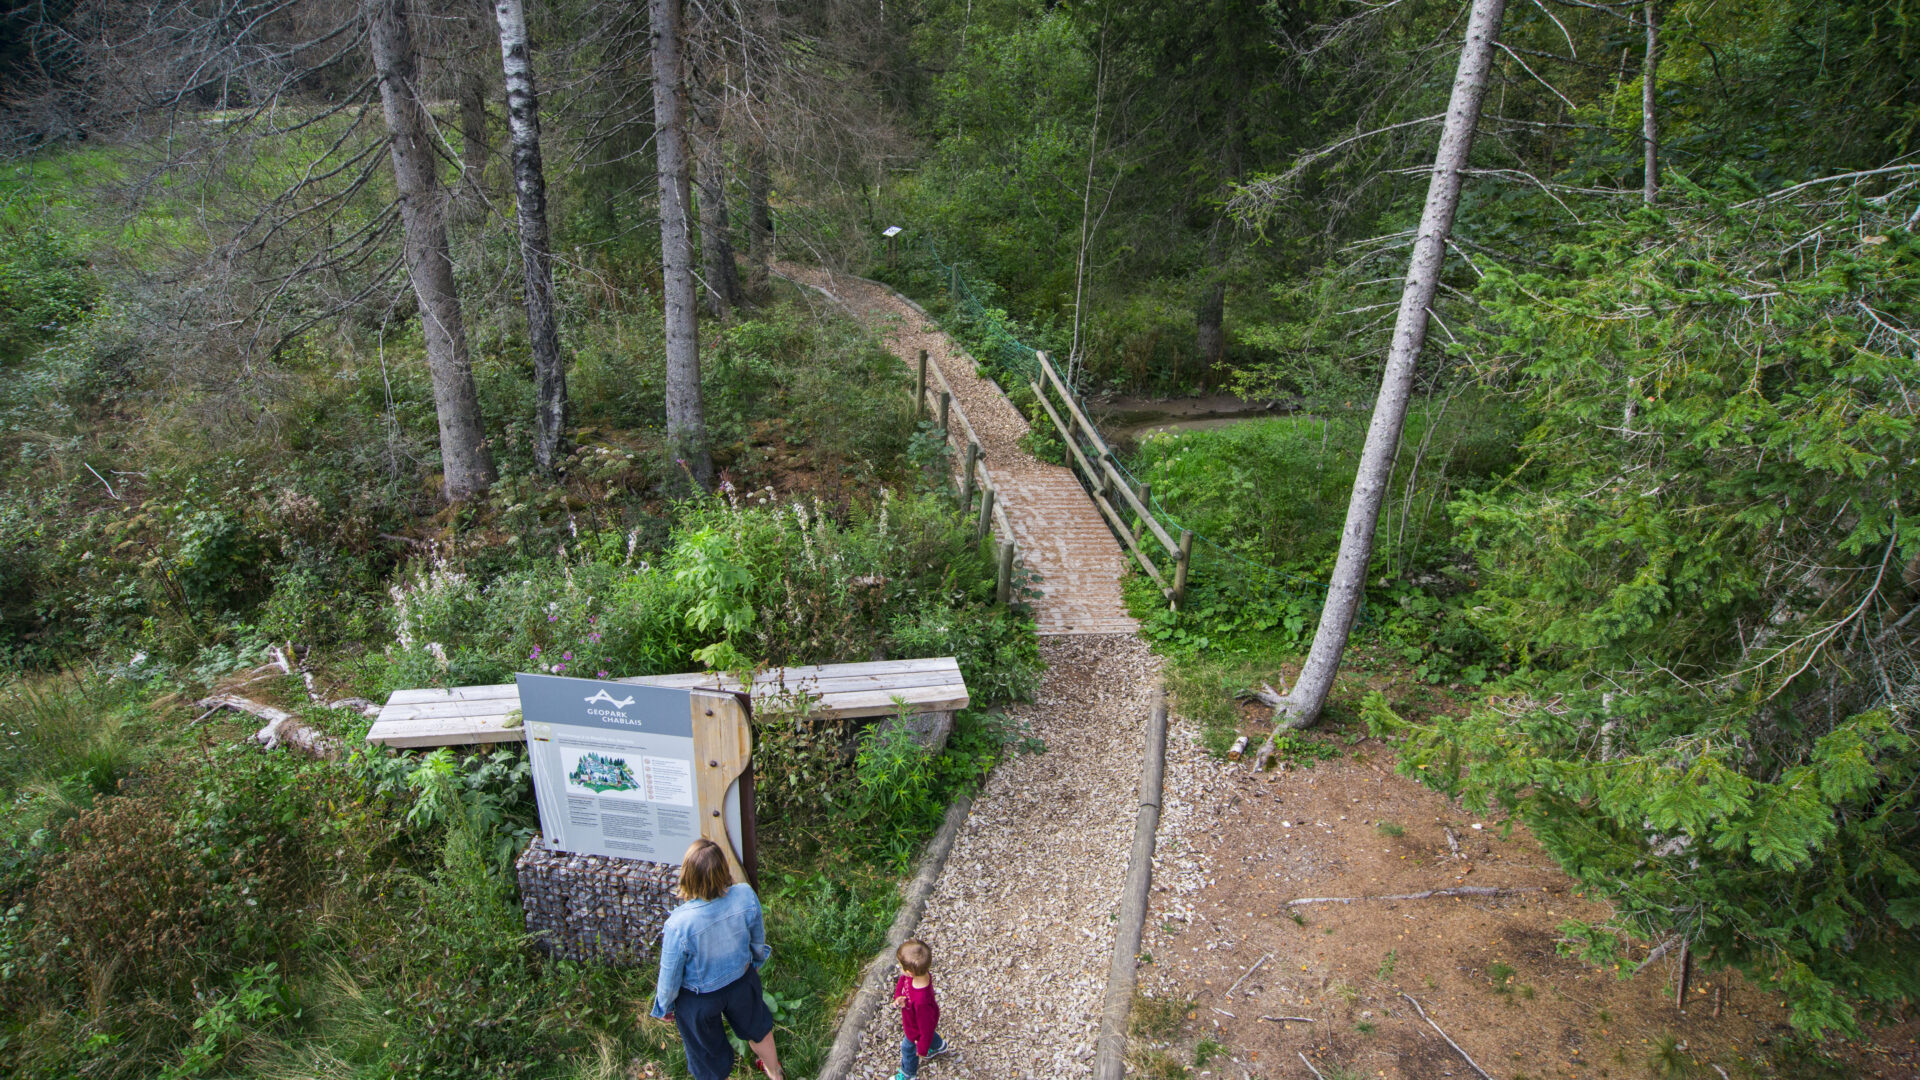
[{"xmin": 1142, "ymin": 705, "xmax": 1920, "ymax": 1080}]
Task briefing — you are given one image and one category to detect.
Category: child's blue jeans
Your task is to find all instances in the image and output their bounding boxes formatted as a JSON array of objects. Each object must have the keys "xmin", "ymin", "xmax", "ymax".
[{"xmin": 899, "ymin": 1032, "xmax": 947, "ymax": 1077}]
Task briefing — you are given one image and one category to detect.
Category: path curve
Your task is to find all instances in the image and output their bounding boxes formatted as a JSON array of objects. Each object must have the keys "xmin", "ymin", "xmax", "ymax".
[
  {"xmin": 777, "ymin": 262, "xmax": 1159, "ymax": 1078},
  {"xmin": 777, "ymin": 264, "xmax": 1138, "ymax": 636}
]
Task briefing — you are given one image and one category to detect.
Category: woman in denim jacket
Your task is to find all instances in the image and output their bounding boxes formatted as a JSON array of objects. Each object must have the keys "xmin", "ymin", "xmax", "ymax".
[{"xmin": 650, "ymin": 839, "xmax": 785, "ymax": 1080}]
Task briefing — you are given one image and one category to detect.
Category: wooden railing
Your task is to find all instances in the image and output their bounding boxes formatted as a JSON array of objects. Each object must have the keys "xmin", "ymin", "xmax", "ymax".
[
  {"xmin": 913, "ymin": 349, "xmax": 1019, "ymax": 606},
  {"xmin": 1029, "ymin": 350, "xmax": 1192, "ymax": 609}
]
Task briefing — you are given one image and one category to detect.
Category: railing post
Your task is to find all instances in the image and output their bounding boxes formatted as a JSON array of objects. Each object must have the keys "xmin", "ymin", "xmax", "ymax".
[
  {"xmin": 977, "ymin": 487, "xmax": 996, "ymax": 542},
  {"xmin": 961, "ymin": 442, "xmax": 979, "ymax": 510},
  {"xmin": 1132, "ymin": 481, "xmax": 1151, "ymax": 546},
  {"xmin": 1172, "ymin": 529, "xmax": 1193, "ymax": 609},
  {"xmin": 938, "ymin": 390, "xmax": 951, "ymax": 441},
  {"xmin": 997, "ymin": 541, "xmax": 1015, "ymax": 605},
  {"xmin": 915, "ymin": 350, "xmax": 928, "ymax": 418}
]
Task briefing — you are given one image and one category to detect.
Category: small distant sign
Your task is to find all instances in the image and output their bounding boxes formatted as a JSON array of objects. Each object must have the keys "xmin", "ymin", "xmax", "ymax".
[
  {"xmin": 883, "ymin": 225, "xmax": 903, "ymax": 238},
  {"xmin": 519, "ymin": 673, "xmax": 731, "ymax": 865}
]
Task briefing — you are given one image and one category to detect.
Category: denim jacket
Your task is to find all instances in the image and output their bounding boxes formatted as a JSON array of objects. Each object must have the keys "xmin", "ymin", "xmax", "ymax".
[{"xmin": 650, "ymin": 883, "xmax": 771, "ymax": 1018}]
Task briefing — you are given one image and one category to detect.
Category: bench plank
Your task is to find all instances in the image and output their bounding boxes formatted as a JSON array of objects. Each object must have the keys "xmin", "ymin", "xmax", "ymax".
[{"xmin": 367, "ymin": 657, "xmax": 969, "ymax": 748}]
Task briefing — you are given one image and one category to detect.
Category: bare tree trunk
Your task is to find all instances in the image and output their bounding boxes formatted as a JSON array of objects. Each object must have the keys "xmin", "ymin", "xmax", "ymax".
[
  {"xmin": 1196, "ymin": 218, "xmax": 1227, "ymax": 390},
  {"xmin": 1642, "ymin": 0, "xmax": 1659, "ymax": 205},
  {"xmin": 494, "ymin": 0, "xmax": 567, "ymax": 474},
  {"xmin": 1195, "ymin": 279, "xmax": 1225, "ymax": 390},
  {"xmin": 367, "ymin": 0, "xmax": 496, "ymax": 502},
  {"xmin": 745, "ymin": 138, "xmax": 772, "ymax": 297},
  {"xmin": 453, "ymin": 0, "xmax": 495, "ymax": 223},
  {"xmin": 693, "ymin": 78, "xmax": 747, "ymax": 318},
  {"xmin": 652, "ymin": 0, "xmax": 713, "ymax": 488},
  {"xmin": 1260, "ymin": 0, "xmax": 1507, "ymax": 740}
]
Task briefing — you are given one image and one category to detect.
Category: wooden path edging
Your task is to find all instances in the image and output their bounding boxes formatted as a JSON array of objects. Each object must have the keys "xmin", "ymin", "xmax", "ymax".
[
  {"xmin": 816, "ymin": 793, "xmax": 974, "ymax": 1080},
  {"xmin": 1093, "ymin": 684, "xmax": 1169, "ymax": 1080}
]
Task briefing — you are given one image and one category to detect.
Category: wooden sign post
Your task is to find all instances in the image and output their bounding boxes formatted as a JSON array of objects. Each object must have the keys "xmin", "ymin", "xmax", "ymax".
[{"xmin": 689, "ymin": 689, "xmax": 751, "ymax": 886}]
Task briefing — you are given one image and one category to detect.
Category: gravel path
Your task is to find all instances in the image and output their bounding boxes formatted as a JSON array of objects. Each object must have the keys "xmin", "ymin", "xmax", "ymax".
[
  {"xmin": 775, "ymin": 263, "xmax": 1034, "ymax": 469},
  {"xmin": 776, "ymin": 263, "xmax": 1138, "ymax": 635},
  {"xmin": 844, "ymin": 635, "xmax": 1162, "ymax": 1080},
  {"xmin": 777, "ymin": 262, "xmax": 1163, "ymax": 1077}
]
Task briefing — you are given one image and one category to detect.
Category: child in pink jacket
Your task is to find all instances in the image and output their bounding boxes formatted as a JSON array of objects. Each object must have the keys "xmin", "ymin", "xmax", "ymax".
[{"xmin": 891, "ymin": 939, "xmax": 950, "ymax": 1078}]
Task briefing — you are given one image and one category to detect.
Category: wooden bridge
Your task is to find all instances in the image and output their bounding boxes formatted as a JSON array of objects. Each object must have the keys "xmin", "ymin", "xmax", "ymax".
[{"xmin": 779, "ymin": 265, "xmax": 1187, "ymax": 637}]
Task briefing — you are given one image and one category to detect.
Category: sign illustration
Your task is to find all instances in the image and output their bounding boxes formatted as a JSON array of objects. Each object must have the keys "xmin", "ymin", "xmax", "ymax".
[{"xmin": 568, "ymin": 752, "xmax": 638, "ymax": 793}]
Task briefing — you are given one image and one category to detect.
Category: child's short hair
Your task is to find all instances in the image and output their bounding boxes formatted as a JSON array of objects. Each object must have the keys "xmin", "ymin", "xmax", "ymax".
[
  {"xmin": 897, "ymin": 938, "xmax": 931, "ymax": 976},
  {"xmin": 678, "ymin": 839, "xmax": 733, "ymax": 901}
]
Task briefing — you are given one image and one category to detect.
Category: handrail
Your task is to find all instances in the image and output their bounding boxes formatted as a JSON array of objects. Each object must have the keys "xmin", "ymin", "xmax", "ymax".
[
  {"xmin": 1030, "ymin": 379, "xmax": 1176, "ymax": 600},
  {"xmin": 1035, "ymin": 350, "xmax": 1184, "ymax": 559}
]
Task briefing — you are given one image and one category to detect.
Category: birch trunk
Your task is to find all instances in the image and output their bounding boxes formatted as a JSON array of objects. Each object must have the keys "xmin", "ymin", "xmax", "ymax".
[
  {"xmin": 1642, "ymin": 0, "xmax": 1659, "ymax": 205},
  {"xmin": 651, "ymin": 0, "xmax": 713, "ymax": 488},
  {"xmin": 693, "ymin": 79, "xmax": 747, "ymax": 318},
  {"xmin": 367, "ymin": 0, "xmax": 496, "ymax": 502},
  {"xmin": 494, "ymin": 0, "xmax": 568, "ymax": 474},
  {"xmin": 1263, "ymin": 0, "xmax": 1507, "ymax": 738},
  {"xmin": 745, "ymin": 138, "xmax": 772, "ymax": 297}
]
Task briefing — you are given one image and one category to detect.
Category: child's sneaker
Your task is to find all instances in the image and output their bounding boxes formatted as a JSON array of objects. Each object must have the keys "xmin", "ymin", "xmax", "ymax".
[{"xmin": 922, "ymin": 1036, "xmax": 951, "ymax": 1061}]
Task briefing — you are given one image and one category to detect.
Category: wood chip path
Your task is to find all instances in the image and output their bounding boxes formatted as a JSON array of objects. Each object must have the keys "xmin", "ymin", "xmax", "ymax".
[
  {"xmin": 776, "ymin": 263, "xmax": 1155, "ymax": 1079},
  {"xmin": 776, "ymin": 264, "xmax": 1138, "ymax": 637}
]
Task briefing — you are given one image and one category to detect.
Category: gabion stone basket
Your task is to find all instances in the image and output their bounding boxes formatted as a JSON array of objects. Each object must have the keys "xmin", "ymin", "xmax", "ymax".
[{"xmin": 516, "ymin": 835, "xmax": 680, "ymax": 966}]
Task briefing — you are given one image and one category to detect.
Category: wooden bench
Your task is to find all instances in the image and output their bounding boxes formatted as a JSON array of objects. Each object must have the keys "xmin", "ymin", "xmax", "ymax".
[{"xmin": 365, "ymin": 656, "xmax": 970, "ymax": 749}]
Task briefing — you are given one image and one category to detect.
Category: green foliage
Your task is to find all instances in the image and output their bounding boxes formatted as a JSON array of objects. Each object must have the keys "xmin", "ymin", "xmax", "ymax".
[
  {"xmin": 0, "ymin": 223, "xmax": 96, "ymax": 367},
  {"xmin": 383, "ymin": 489, "xmax": 1039, "ymax": 706},
  {"xmin": 158, "ymin": 963, "xmax": 296, "ymax": 1080},
  {"xmin": 852, "ymin": 715, "xmax": 940, "ymax": 836},
  {"xmin": 1406, "ymin": 187, "xmax": 1920, "ymax": 1035},
  {"xmin": 1134, "ymin": 399, "xmax": 1523, "ymax": 575},
  {"xmin": 1375, "ymin": 948, "xmax": 1398, "ymax": 980}
]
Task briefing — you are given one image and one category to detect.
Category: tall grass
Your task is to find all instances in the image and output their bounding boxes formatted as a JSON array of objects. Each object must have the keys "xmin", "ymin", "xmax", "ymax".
[
  {"xmin": 0, "ymin": 676, "xmax": 130, "ymax": 796},
  {"xmin": 1132, "ymin": 389, "xmax": 1526, "ymax": 576}
]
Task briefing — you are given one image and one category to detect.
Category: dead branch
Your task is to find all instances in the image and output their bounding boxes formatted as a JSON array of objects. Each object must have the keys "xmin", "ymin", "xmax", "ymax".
[
  {"xmin": 1736, "ymin": 163, "xmax": 1920, "ymax": 208},
  {"xmin": 1224, "ymin": 953, "xmax": 1270, "ymax": 998},
  {"xmin": 1298, "ymin": 1052, "xmax": 1328, "ymax": 1080},
  {"xmin": 1399, "ymin": 993, "xmax": 1495, "ymax": 1080},
  {"xmin": 1285, "ymin": 886, "xmax": 1544, "ymax": 906},
  {"xmin": 1634, "ymin": 935, "xmax": 1682, "ymax": 973},
  {"xmin": 196, "ymin": 694, "xmax": 342, "ymax": 759}
]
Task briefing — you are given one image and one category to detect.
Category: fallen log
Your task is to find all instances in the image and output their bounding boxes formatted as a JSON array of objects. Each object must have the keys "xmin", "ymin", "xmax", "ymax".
[
  {"xmin": 1284, "ymin": 886, "xmax": 1544, "ymax": 907},
  {"xmin": 196, "ymin": 694, "xmax": 342, "ymax": 759}
]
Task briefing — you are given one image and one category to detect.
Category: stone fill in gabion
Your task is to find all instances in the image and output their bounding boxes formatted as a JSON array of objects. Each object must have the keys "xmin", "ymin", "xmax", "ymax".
[{"xmin": 516, "ymin": 835, "xmax": 679, "ymax": 965}]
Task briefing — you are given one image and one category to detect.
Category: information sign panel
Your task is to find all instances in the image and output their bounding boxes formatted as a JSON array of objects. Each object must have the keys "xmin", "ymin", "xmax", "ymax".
[{"xmin": 518, "ymin": 673, "xmax": 734, "ymax": 865}]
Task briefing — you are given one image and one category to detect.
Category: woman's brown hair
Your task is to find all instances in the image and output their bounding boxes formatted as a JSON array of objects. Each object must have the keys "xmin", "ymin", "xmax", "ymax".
[{"xmin": 678, "ymin": 839, "xmax": 734, "ymax": 901}]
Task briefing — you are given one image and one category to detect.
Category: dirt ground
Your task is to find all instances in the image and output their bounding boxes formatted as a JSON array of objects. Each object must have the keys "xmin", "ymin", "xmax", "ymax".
[{"xmin": 1137, "ymin": 720, "xmax": 1920, "ymax": 1080}]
